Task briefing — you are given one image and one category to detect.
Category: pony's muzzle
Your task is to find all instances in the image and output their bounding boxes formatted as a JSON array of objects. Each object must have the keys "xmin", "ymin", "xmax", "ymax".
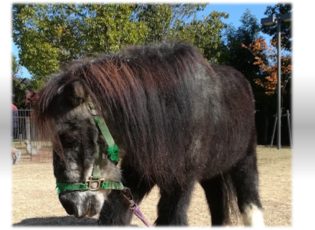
[
  {"xmin": 59, "ymin": 191, "xmax": 101, "ymax": 218},
  {"xmin": 59, "ymin": 194, "xmax": 76, "ymax": 216},
  {"xmin": 59, "ymin": 192, "xmax": 87, "ymax": 218}
]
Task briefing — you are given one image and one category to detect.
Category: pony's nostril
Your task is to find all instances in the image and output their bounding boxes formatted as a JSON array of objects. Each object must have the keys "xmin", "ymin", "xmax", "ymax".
[{"xmin": 59, "ymin": 195, "xmax": 75, "ymax": 215}]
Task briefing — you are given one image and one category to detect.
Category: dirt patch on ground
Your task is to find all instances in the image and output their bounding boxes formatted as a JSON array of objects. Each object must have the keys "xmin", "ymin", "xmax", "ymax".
[{"xmin": 12, "ymin": 146, "xmax": 291, "ymax": 226}]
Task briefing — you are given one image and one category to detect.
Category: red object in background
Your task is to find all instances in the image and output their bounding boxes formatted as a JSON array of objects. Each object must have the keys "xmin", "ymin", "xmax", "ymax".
[
  {"xmin": 25, "ymin": 90, "xmax": 39, "ymax": 105},
  {"xmin": 12, "ymin": 104, "xmax": 18, "ymax": 112}
]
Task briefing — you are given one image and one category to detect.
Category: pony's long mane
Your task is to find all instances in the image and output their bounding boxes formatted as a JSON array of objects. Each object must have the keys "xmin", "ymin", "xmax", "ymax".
[{"xmin": 36, "ymin": 42, "xmax": 214, "ymax": 184}]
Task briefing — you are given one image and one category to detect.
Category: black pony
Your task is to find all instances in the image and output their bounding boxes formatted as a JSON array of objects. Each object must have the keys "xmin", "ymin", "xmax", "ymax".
[{"xmin": 34, "ymin": 42, "xmax": 264, "ymax": 226}]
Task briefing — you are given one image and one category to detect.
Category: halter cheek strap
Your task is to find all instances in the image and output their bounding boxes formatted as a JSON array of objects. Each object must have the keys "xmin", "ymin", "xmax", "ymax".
[{"xmin": 93, "ymin": 116, "xmax": 119, "ymax": 164}]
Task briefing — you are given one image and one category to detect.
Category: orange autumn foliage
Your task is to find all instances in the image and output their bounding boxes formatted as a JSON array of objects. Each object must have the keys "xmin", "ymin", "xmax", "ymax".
[{"xmin": 242, "ymin": 38, "xmax": 292, "ymax": 95}]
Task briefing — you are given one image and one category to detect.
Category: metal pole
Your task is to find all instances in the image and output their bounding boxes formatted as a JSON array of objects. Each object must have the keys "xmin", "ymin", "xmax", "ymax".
[
  {"xmin": 270, "ymin": 115, "xmax": 277, "ymax": 147},
  {"xmin": 277, "ymin": 19, "xmax": 282, "ymax": 149},
  {"xmin": 286, "ymin": 110, "xmax": 292, "ymax": 146}
]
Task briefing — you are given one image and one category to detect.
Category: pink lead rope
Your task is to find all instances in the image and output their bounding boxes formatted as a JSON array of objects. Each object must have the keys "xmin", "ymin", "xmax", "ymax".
[
  {"xmin": 130, "ymin": 201, "xmax": 152, "ymax": 227},
  {"xmin": 122, "ymin": 188, "xmax": 152, "ymax": 227}
]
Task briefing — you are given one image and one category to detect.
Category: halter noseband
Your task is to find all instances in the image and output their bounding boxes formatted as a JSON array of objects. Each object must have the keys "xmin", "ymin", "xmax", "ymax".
[{"xmin": 55, "ymin": 103, "xmax": 124, "ymax": 194}]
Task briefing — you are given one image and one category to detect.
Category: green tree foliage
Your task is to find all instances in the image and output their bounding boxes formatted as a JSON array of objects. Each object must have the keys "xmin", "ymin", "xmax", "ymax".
[
  {"xmin": 12, "ymin": 55, "xmax": 30, "ymax": 108},
  {"xmin": 81, "ymin": 5, "xmax": 149, "ymax": 53},
  {"xmin": 169, "ymin": 11, "xmax": 228, "ymax": 63},
  {"xmin": 135, "ymin": 4, "xmax": 172, "ymax": 43},
  {"xmin": 223, "ymin": 10, "xmax": 264, "ymax": 85},
  {"xmin": 13, "ymin": 5, "xmax": 60, "ymax": 79},
  {"xmin": 261, "ymin": 3, "xmax": 292, "ymax": 51},
  {"xmin": 12, "ymin": 77, "xmax": 31, "ymax": 108},
  {"xmin": 13, "ymin": 4, "xmax": 149, "ymax": 86},
  {"xmin": 12, "ymin": 54, "xmax": 19, "ymax": 77},
  {"xmin": 13, "ymin": 4, "xmax": 228, "ymax": 88}
]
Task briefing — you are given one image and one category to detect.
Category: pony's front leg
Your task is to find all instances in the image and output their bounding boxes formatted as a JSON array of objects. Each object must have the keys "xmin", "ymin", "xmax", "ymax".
[
  {"xmin": 98, "ymin": 190, "xmax": 131, "ymax": 225},
  {"xmin": 155, "ymin": 180, "xmax": 194, "ymax": 226},
  {"xmin": 98, "ymin": 164, "xmax": 154, "ymax": 226}
]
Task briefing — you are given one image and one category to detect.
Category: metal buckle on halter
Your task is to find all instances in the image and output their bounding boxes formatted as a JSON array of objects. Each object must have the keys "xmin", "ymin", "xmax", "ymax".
[
  {"xmin": 88, "ymin": 102, "xmax": 98, "ymax": 116},
  {"xmin": 87, "ymin": 177, "xmax": 104, "ymax": 191}
]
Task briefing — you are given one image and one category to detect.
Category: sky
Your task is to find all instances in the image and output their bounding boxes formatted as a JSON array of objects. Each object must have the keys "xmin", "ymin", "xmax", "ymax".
[
  {"xmin": 202, "ymin": 3, "xmax": 270, "ymax": 28},
  {"xmin": 12, "ymin": 3, "xmax": 272, "ymax": 79}
]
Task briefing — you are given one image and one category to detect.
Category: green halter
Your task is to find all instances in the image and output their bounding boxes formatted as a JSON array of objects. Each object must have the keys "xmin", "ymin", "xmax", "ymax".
[
  {"xmin": 55, "ymin": 105, "xmax": 123, "ymax": 194},
  {"xmin": 56, "ymin": 179, "xmax": 124, "ymax": 194}
]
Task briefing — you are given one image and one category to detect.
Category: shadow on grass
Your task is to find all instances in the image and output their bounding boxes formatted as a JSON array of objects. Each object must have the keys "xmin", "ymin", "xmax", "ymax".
[{"xmin": 13, "ymin": 216, "xmax": 97, "ymax": 226}]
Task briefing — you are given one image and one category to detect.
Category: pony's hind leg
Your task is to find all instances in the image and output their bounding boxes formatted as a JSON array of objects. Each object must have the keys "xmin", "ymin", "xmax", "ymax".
[
  {"xmin": 230, "ymin": 151, "xmax": 264, "ymax": 226},
  {"xmin": 155, "ymin": 180, "xmax": 194, "ymax": 225},
  {"xmin": 200, "ymin": 174, "xmax": 230, "ymax": 226}
]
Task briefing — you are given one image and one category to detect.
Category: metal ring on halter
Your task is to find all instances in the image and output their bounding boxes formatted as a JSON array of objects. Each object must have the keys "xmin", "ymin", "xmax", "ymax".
[{"xmin": 87, "ymin": 177, "xmax": 104, "ymax": 191}]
